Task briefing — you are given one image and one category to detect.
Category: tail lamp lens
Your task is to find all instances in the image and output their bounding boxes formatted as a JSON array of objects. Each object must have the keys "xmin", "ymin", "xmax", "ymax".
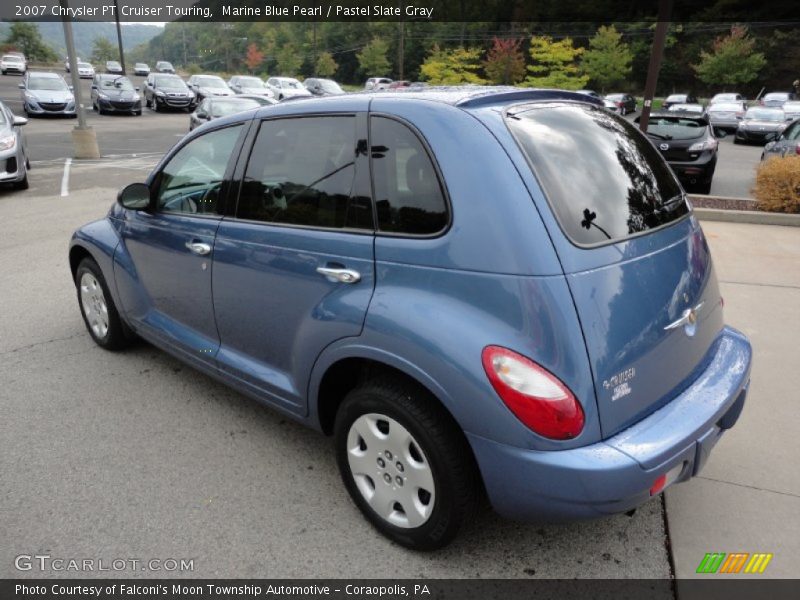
[{"xmin": 481, "ymin": 346, "xmax": 584, "ymax": 440}]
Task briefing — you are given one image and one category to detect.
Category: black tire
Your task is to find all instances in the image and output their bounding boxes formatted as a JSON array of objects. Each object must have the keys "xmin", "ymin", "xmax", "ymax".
[
  {"xmin": 14, "ymin": 172, "xmax": 29, "ymax": 190},
  {"xmin": 334, "ymin": 378, "xmax": 480, "ymax": 550},
  {"xmin": 74, "ymin": 258, "xmax": 133, "ymax": 351},
  {"xmin": 696, "ymin": 180, "xmax": 712, "ymax": 195},
  {"xmin": 733, "ymin": 137, "xmax": 741, "ymax": 145},
  {"xmin": 92, "ymin": 101, "xmax": 97, "ymax": 112}
]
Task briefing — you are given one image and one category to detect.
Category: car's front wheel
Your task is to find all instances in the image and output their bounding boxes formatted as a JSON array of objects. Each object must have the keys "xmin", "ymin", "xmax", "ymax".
[
  {"xmin": 334, "ymin": 378, "xmax": 479, "ymax": 550},
  {"xmin": 75, "ymin": 258, "xmax": 133, "ymax": 351}
]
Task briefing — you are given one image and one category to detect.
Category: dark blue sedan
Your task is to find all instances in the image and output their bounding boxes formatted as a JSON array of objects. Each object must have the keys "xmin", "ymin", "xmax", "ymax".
[{"xmin": 69, "ymin": 87, "xmax": 752, "ymax": 550}]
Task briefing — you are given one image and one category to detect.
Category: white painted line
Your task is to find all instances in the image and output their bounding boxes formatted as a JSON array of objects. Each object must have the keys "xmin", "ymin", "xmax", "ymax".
[{"xmin": 60, "ymin": 158, "xmax": 72, "ymax": 197}]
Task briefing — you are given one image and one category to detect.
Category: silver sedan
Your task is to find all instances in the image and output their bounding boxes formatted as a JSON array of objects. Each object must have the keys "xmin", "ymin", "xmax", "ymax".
[{"xmin": 0, "ymin": 100, "xmax": 29, "ymax": 190}]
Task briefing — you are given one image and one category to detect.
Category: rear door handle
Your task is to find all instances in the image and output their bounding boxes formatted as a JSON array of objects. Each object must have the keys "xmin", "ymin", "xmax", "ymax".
[
  {"xmin": 185, "ymin": 241, "xmax": 212, "ymax": 256},
  {"xmin": 316, "ymin": 267, "xmax": 361, "ymax": 284}
]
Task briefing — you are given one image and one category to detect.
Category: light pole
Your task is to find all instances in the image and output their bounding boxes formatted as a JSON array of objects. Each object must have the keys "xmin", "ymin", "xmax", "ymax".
[
  {"xmin": 60, "ymin": 0, "xmax": 99, "ymax": 158},
  {"xmin": 113, "ymin": 0, "xmax": 126, "ymax": 75}
]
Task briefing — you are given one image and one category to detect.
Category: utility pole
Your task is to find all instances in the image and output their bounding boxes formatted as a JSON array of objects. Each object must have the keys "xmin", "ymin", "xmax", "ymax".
[
  {"xmin": 397, "ymin": 1, "xmax": 404, "ymax": 80},
  {"xmin": 639, "ymin": 0, "xmax": 674, "ymax": 133},
  {"xmin": 113, "ymin": 0, "xmax": 125, "ymax": 74},
  {"xmin": 312, "ymin": 21, "xmax": 317, "ymax": 76},
  {"xmin": 60, "ymin": 0, "xmax": 99, "ymax": 158}
]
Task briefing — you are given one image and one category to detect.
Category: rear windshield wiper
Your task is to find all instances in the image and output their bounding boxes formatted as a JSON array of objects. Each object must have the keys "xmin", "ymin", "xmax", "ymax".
[{"xmin": 647, "ymin": 132, "xmax": 673, "ymax": 140}]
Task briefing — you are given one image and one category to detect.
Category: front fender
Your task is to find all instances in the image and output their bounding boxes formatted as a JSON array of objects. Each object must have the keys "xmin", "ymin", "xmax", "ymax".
[{"xmin": 69, "ymin": 217, "xmax": 123, "ymax": 310}]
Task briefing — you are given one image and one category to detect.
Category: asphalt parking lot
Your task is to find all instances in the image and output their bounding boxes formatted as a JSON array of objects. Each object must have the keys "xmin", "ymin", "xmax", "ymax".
[{"xmin": 1, "ymin": 69, "xmax": 797, "ymax": 583}]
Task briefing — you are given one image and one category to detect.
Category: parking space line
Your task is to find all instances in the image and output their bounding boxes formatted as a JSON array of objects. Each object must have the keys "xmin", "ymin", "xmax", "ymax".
[{"xmin": 60, "ymin": 158, "xmax": 72, "ymax": 197}]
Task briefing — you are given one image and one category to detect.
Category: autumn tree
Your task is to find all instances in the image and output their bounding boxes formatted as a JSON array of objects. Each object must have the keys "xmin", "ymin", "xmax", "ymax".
[
  {"xmin": 693, "ymin": 25, "xmax": 766, "ymax": 88},
  {"xmin": 419, "ymin": 45, "xmax": 485, "ymax": 85},
  {"xmin": 315, "ymin": 51, "xmax": 338, "ymax": 77},
  {"xmin": 4, "ymin": 23, "xmax": 57, "ymax": 63},
  {"xmin": 91, "ymin": 37, "xmax": 117, "ymax": 63},
  {"xmin": 581, "ymin": 25, "xmax": 632, "ymax": 93},
  {"xmin": 357, "ymin": 37, "xmax": 391, "ymax": 76},
  {"xmin": 483, "ymin": 37, "xmax": 525, "ymax": 85},
  {"xmin": 244, "ymin": 43, "xmax": 264, "ymax": 73},
  {"xmin": 523, "ymin": 36, "xmax": 589, "ymax": 90}
]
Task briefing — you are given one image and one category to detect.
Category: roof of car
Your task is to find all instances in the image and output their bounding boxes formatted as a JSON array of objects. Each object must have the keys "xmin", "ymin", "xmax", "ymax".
[
  {"xmin": 345, "ymin": 85, "xmax": 605, "ymax": 109},
  {"xmin": 29, "ymin": 71, "xmax": 61, "ymax": 78}
]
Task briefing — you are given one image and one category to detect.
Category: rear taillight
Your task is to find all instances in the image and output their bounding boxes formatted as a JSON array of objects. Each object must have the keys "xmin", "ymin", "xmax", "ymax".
[
  {"xmin": 650, "ymin": 474, "xmax": 667, "ymax": 496},
  {"xmin": 481, "ymin": 346, "xmax": 584, "ymax": 440},
  {"xmin": 795, "ymin": 143, "xmax": 800, "ymax": 155}
]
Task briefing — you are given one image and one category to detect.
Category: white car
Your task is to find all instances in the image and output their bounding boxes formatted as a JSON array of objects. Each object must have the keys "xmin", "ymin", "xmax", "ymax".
[
  {"xmin": 265, "ymin": 77, "xmax": 312, "ymax": 100},
  {"xmin": 1, "ymin": 54, "xmax": 27, "ymax": 75},
  {"xmin": 187, "ymin": 74, "xmax": 235, "ymax": 103},
  {"xmin": 365, "ymin": 77, "xmax": 392, "ymax": 91},
  {"xmin": 76, "ymin": 62, "xmax": 95, "ymax": 79}
]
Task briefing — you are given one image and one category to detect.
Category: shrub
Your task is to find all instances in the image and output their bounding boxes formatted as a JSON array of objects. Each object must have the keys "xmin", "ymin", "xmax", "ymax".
[{"xmin": 752, "ymin": 156, "xmax": 800, "ymax": 213}]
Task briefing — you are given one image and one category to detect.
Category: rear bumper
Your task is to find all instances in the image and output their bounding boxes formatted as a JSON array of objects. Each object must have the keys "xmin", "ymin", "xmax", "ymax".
[
  {"xmin": 669, "ymin": 153, "xmax": 717, "ymax": 184},
  {"xmin": 469, "ymin": 326, "xmax": 751, "ymax": 521},
  {"xmin": 735, "ymin": 129, "xmax": 777, "ymax": 143}
]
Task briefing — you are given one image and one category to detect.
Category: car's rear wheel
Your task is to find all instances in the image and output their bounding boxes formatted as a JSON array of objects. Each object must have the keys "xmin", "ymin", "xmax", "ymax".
[
  {"xmin": 75, "ymin": 258, "xmax": 132, "ymax": 351},
  {"xmin": 334, "ymin": 378, "xmax": 479, "ymax": 550}
]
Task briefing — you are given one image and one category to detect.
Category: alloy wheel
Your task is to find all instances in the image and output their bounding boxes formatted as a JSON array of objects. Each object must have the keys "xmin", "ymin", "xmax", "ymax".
[{"xmin": 79, "ymin": 272, "xmax": 109, "ymax": 339}]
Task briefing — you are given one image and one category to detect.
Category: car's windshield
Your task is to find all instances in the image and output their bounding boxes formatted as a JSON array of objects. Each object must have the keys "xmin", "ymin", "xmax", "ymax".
[
  {"xmin": 3, "ymin": 55, "xmax": 23, "ymax": 63},
  {"xmin": 318, "ymin": 80, "xmax": 343, "ymax": 93},
  {"xmin": 78, "ymin": 62, "xmax": 92, "ymax": 69},
  {"xmin": 107, "ymin": 62, "xmax": 121, "ymax": 68},
  {"xmin": 646, "ymin": 117, "xmax": 706, "ymax": 140},
  {"xmin": 668, "ymin": 104, "xmax": 703, "ymax": 113},
  {"xmin": 28, "ymin": 77, "xmax": 68, "ymax": 91},
  {"xmin": 507, "ymin": 103, "xmax": 685, "ymax": 245},
  {"xmin": 101, "ymin": 77, "xmax": 134, "ymax": 91},
  {"xmin": 196, "ymin": 76, "xmax": 226, "ymax": 88},
  {"xmin": 709, "ymin": 103, "xmax": 743, "ymax": 112},
  {"xmin": 764, "ymin": 93, "xmax": 788, "ymax": 101},
  {"xmin": 155, "ymin": 75, "xmax": 187, "ymax": 89},
  {"xmin": 605, "ymin": 94, "xmax": 624, "ymax": 101},
  {"xmin": 158, "ymin": 62, "xmax": 173, "ymax": 69},
  {"xmin": 745, "ymin": 108, "xmax": 783, "ymax": 121},
  {"xmin": 666, "ymin": 95, "xmax": 686, "ymax": 102},
  {"xmin": 712, "ymin": 94, "xmax": 738, "ymax": 102},
  {"xmin": 280, "ymin": 80, "xmax": 303, "ymax": 89},
  {"xmin": 209, "ymin": 99, "xmax": 261, "ymax": 117},
  {"xmin": 238, "ymin": 77, "xmax": 264, "ymax": 88},
  {"xmin": 136, "ymin": 63, "xmax": 148, "ymax": 68}
]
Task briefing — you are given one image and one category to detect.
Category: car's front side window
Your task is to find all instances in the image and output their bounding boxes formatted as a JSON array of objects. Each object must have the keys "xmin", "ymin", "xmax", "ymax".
[
  {"xmin": 236, "ymin": 116, "xmax": 372, "ymax": 230},
  {"xmin": 155, "ymin": 125, "xmax": 242, "ymax": 215}
]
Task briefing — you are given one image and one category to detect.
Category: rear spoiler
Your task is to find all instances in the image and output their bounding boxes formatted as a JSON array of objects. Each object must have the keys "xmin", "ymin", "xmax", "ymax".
[{"xmin": 636, "ymin": 112, "xmax": 709, "ymax": 125}]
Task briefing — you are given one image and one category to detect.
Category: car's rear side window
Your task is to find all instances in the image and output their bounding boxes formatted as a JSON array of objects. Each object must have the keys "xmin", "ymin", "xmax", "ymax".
[
  {"xmin": 237, "ymin": 116, "xmax": 373, "ymax": 230},
  {"xmin": 370, "ymin": 116, "xmax": 447, "ymax": 235},
  {"xmin": 507, "ymin": 103, "xmax": 687, "ymax": 246}
]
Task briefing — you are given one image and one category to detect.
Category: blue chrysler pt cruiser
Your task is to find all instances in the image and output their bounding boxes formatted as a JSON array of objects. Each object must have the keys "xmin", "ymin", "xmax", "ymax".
[{"xmin": 69, "ymin": 88, "xmax": 752, "ymax": 550}]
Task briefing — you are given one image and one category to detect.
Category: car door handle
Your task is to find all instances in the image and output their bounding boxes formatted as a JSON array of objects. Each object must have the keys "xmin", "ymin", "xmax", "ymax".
[
  {"xmin": 185, "ymin": 241, "xmax": 212, "ymax": 256},
  {"xmin": 316, "ymin": 267, "xmax": 361, "ymax": 284}
]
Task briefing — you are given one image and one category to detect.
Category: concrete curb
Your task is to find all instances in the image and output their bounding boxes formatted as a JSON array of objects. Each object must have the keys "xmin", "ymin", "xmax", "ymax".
[{"xmin": 694, "ymin": 207, "xmax": 800, "ymax": 226}]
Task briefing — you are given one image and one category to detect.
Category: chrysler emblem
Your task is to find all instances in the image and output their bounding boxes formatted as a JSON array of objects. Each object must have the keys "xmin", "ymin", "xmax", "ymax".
[
  {"xmin": 659, "ymin": 143, "xmax": 669, "ymax": 151},
  {"xmin": 664, "ymin": 301, "xmax": 705, "ymax": 337}
]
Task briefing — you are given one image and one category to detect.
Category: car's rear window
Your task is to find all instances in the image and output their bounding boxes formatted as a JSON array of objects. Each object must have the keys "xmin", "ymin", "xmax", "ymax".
[
  {"xmin": 647, "ymin": 116, "xmax": 706, "ymax": 140},
  {"xmin": 507, "ymin": 102, "xmax": 687, "ymax": 246}
]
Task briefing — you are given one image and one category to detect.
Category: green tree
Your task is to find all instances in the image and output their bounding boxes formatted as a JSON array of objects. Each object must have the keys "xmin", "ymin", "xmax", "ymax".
[
  {"xmin": 91, "ymin": 37, "xmax": 117, "ymax": 63},
  {"xmin": 274, "ymin": 44, "xmax": 303, "ymax": 76},
  {"xmin": 315, "ymin": 51, "xmax": 338, "ymax": 77},
  {"xmin": 4, "ymin": 22, "xmax": 58, "ymax": 63},
  {"xmin": 581, "ymin": 25, "xmax": 632, "ymax": 93},
  {"xmin": 357, "ymin": 37, "xmax": 391, "ymax": 77},
  {"xmin": 419, "ymin": 45, "xmax": 486, "ymax": 84},
  {"xmin": 692, "ymin": 25, "xmax": 766, "ymax": 88},
  {"xmin": 523, "ymin": 36, "xmax": 589, "ymax": 90},
  {"xmin": 483, "ymin": 37, "xmax": 526, "ymax": 85}
]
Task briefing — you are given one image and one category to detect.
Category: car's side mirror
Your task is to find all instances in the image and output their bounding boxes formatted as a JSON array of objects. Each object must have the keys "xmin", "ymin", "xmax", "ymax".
[
  {"xmin": 135, "ymin": 87, "xmax": 140, "ymax": 91},
  {"xmin": 13, "ymin": 116, "xmax": 28, "ymax": 127},
  {"xmin": 118, "ymin": 182, "xmax": 151, "ymax": 210},
  {"xmin": 714, "ymin": 128, "xmax": 727, "ymax": 138},
  {"xmin": 195, "ymin": 110, "xmax": 206, "ymax": 118},
  {"xmin": 91, "ymin": 84, "xmax": 97, "ymax": 89}
]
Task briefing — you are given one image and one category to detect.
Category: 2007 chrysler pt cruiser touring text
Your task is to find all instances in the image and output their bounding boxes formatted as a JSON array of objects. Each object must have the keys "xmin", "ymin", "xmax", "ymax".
[{"xmin": 69, "ymin": 87, "xmax": 752, "ymax": 550}]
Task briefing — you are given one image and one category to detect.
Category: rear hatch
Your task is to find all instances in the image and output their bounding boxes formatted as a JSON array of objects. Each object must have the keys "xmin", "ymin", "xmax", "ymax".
[
  {"xmin": 505, "ymin": 102, "xmax": 724, "ymax": 437},
  {"xmin": 640, "ymin": 113, "xmax": 711, "ymax": 162}
]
